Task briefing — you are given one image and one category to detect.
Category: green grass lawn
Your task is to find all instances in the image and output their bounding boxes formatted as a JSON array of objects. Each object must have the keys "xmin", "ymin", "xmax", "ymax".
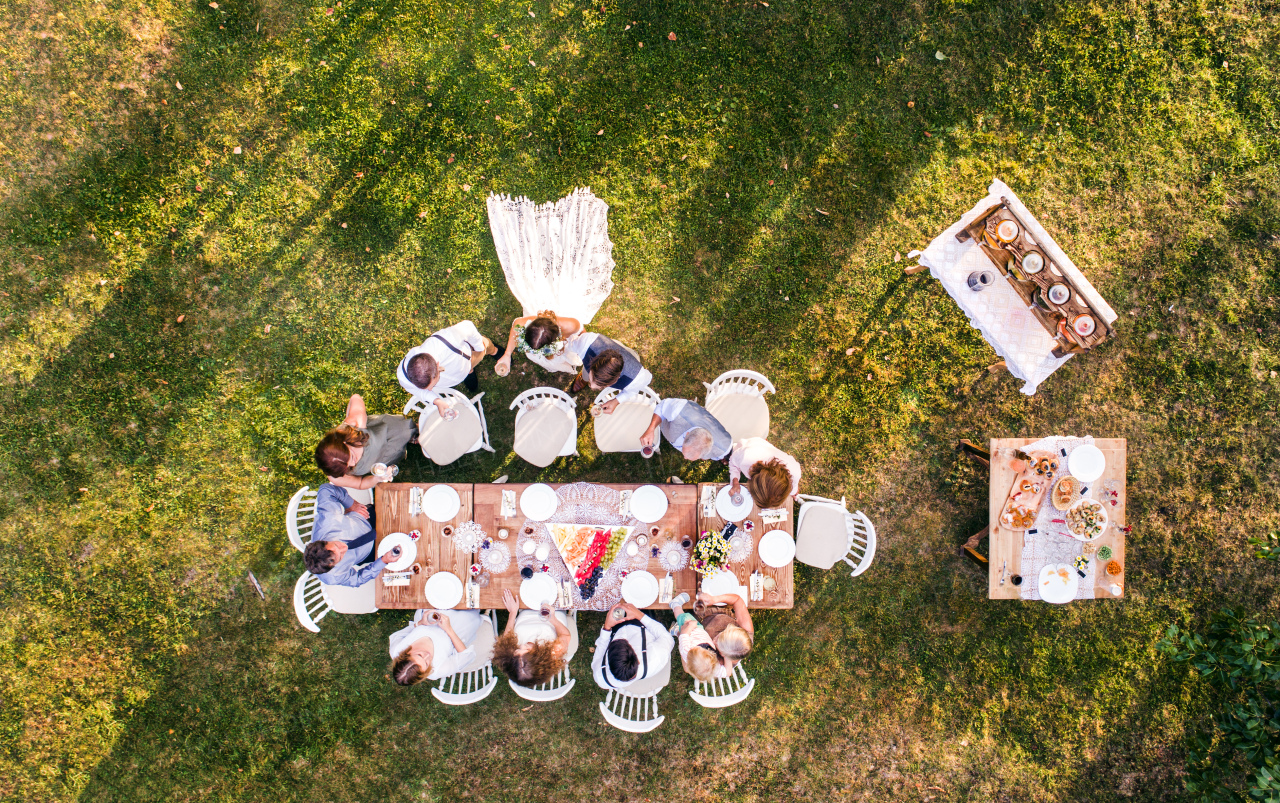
[{"xmin": 1, "ymin": 0, "xmax": 1278, "ymax": 800}]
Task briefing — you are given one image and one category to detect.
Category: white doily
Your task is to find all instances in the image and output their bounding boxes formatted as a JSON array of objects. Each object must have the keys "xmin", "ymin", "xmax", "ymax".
[
  {"xmin": 453, "ymin": 520, "xmax": 485, "ymax": 553},
  {"xmin": 1011, "ymin": 436, "xmax": 1099, "ymax": 601},
  {"xmin": 479, "ymin": 541, "xmax": 511, "ymax": 573},
  {"xmin": 657, "ymin": 539, "xmax": 690, "ymax": 573},
  {"xmin": 727, "ymin": 532, "xmax": 752, "ymax": 564}
]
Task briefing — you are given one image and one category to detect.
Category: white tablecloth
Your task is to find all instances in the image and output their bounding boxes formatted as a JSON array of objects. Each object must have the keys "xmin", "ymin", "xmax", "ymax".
[
  {"xmin": 913, "ymin": 180, "xmax": 1072, "ymax": 395},
  {"xmin": 1013, "ymin": 436, "xmax": 1097, "ymax": 601}
]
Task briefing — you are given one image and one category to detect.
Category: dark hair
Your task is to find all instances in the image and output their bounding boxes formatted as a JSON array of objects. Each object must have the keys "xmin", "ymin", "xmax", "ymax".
[
  {"xmin": 525, "ymin": 317, "xmax": 560, "ymax": 350},
  {"xmin": 493, "ymin": 631, "xmax": 565, "ymax": 687},
  {"xmin": 303, "ymin": 540, "xmax": 338, "ymax": 575},
  {"xmin": 406, "ymin": 353, "xmax": 440, "ymax": 390},
  {"xmin": 314, "ymin": 425, "xmax": 368, "ymax": 478},
  {"xmin": 606, "ymin": 639, "xmax": 639, "ymax": 682},
  {"xmin": 588, "ymin": 349, "xmax": 625, "ymax": 388},
  {"xmin": 746, "ymin": 458, "xmax": 793, "ymax": 509},
  {"xmin": 391, "ymin": 649, "xmax": 428, "ymax": 686}
]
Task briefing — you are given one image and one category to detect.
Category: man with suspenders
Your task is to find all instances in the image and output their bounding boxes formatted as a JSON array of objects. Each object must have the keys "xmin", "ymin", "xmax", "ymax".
[
  {"xmin": 591, "ymin": 601, "xmax": 675, "ymax": 690},
  {"xmin": 397, "ymin": 321, "xmax": 503, "ymax": 415}
]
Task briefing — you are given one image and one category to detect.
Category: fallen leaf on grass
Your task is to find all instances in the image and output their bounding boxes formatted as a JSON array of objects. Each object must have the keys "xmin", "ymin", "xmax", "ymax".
[
  {"xmin": 156, "ymin": 379, "xmax": 168, "ymax": 385},
  {"xmin": 816, "ymin": 208, "xmax": 829, "ymax": 215},
  {"xmin": 341, "ymin": 222, "xmax": 348, "ymax": 228},
  {"xmin": 528, "ymin": 9, "xmax": 535, "ymax": 16},
  {"xmin": 177, "ymin": 314, "xmax": 185, "ymax": 323},
  {"xmin": 264, "ymin": 324, "xmax": 271, "ymax": 333},
  {"xmin": 326, "ymin": 7, "xmax": 334, "ymax": 14},
  {"xmin": 175, "ymin": 81, "xmax": 183, "ymax": 90},
  {"xmin": 671, "ymin": 296, "xmax": 680, "ymax": 303},
  {"xmin": 78, "ymin": 487, "xmax": 88, "ymax": 493},
  {"xmin": 259, "ymin": 467, "xmax": 269, "ymax": 472},
  {"xmin": 936, "ymin": 51, "xmax": 947, "ymax": 60},
  {"xmin": 146, "ymin": 504, "xmax": 155, "ymax": 512},
  {"xmin": 233, "ymin": 146, "xmax": 242, "ymax": 154},
  {"xmin": 846, "ymin": 348, "xmax": 856, "ymax": 356},
  {"xmin": 355, "ymin": 171, "xmax": 364, "ymax": 178},
  {"xmin": 596, "ymin": 129, "xmax": 604, "ymax": 135},
  {"xmin": 668, "ymin": 32, "xmax": 676, "ymax": 40},
  {"xmin": 894, "ymin": 252, "xmax": 901, "ymax": 262}
]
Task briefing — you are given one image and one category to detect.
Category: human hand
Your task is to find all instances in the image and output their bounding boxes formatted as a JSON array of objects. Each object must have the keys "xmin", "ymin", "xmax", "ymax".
[
  {"xmin": 437, "ymin": 612, "xmax": 453, "ymax": 630},
  {"xmin": 539, "ymin": 603, "xmax": 553, "ymax": 619},
  {"xmin": 502, "ymin": 588, "xmax": 518, "ymax": 614},
  {"xmin": 347, "ymin": 502, "xmax": 369, "ymax": 519},
  {"xmin": 494, "ymin": 356, "xmax": 511, "ymax": 377},
  {"xmin": 388, "ymin": 545, "xmax": 402, "ymax": 560},
  {"xmin": 601, "ymin": 399, "xmax": 619, "ymax": 415},
  {"xmin": 424, "ymin": 610, "xmax": 443, "ymax": 625},
  {"xmin": 729, "ymin": 480, "xmax": 741, "ymax": 496},
  {"xmin": 640, "ymin": 431, "xmax": 655, "ymax": 448}
]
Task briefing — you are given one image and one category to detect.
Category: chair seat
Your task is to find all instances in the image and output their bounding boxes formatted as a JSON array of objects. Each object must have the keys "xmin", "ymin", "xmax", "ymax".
[
  {"xmin": 593, "ymin": 402, "xmax": 655, "ymax": 453},
  {"xmin": 420, "ymin": 404, "xmax": 483, "ymax": 466},
  {"xmin": 515, "ymin": 403, "xmax": 575, "ymax": 467},
  {"xmin": 706, "ymin": 392, "xmax": 770, "ymax": 442},
  {"xmin": 795, "ymin": 504, "xmax": 850, "ymax": 570},
  {"xmin": 319, "ymin": 578, "xmax": 378, "ymax": 614},
  {"xmin": 459, "ymin": 615, "xmax": 497, "ymax": 672}
]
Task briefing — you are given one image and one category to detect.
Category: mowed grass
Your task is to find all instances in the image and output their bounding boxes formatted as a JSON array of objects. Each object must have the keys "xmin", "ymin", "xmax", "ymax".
[{"xmin": 1, "ymin": 0, "xmax": 1278, "ymax": 800}]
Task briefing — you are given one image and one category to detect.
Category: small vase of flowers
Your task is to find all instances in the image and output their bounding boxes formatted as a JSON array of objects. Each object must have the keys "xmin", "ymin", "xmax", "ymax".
[{"xmin": 692, "ymin": 530, "xmax": 731, "ymax": 576}]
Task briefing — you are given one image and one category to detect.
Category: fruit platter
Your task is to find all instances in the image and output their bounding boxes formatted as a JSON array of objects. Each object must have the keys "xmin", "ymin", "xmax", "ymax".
[
  {"xmin": 1064, "ymin": 498, "xmax": 1108, "ymax": 541},
  {"xmin": 547, "ymin": 523, "xmax": 635, "ymax": 599}
]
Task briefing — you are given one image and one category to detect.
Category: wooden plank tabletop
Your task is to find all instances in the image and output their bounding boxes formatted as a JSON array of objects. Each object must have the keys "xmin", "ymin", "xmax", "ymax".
[
  {"xmin": 472, "ymin": 482, "xmax": 699, "ymax": 610},
  {"xmin": 374, "ymin": 483, "xmax": 474, "ymax": 610},
  {"xmin": 988, "ymin": 438, "xmax": 1127, "ymax": 600},
  {"xmin": 696, "ymin": 482, "xmax": 796, "ymax": 609}
]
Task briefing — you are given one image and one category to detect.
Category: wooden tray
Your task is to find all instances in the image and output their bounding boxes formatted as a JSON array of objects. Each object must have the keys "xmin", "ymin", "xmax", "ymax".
[{"xmin": 998, "ymin": 450, "xmax": 1057, "ymax": 531}]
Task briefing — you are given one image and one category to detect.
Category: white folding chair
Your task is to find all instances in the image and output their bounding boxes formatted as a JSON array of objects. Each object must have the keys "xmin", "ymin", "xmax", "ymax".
[
  {"xmin": 432, "ymin": 612, "xmax": 500, "ymax": 705},
  {"xmin": 510, "ymin": 387, "xmax": 578, "ymax": 466},
  {"xmin": 591, "ymin": 386, "xmax": 662, "ymax": 454},
  {"xmin": 598, "ymin": 660, "xmax": 670, "ymax": 733},
  {"xmin": 795, "ymin": 494, "xmax": 877, "ymax": 576},
  {"xmin": 689, "ymin": 661, "xmax": 756, "ymax": 708},
  {"xmin": 293, "ymin": 571, "xmax": 378, "ymax": 633},
  {"xmin": 286, "ymin": 486, "xmax": 319, "ymax": 552},
  {"xmin": 403, "ymin": 388, "xmax": 494, "ymax": 461},
  {"xmin": 702, "ymin": 369, "xmax": 775, "ymax": 443},
  {"xmin": 508, "ymin": 611, "xmax": 579, "ymax": 702}
]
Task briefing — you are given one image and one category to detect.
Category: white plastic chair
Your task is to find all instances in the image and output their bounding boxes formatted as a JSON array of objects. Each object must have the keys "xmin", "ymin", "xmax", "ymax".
[
  {"xmin": 689, "ymin": 662, "xmax": 756, "ymax": 708},
  {"xmin": 508, "ymin": 611, "xmax": 579, "ymax": 702},
  {"xmin": 432, "ymin": 612, "xmax": 500, "ymax": 705},
  {"xmin": 598, "ymin": 660, "xmax": 670, "ymax": 733},
  {"xmin": 510, "ymin": 387, "xmax": 579, "ymax": 458},
  {"xmin": 403, "ymin": 388, "xmax": 495, "ymax": 457},
  {"xmin": 702, "ymin": 369, "xmax": 775, "ymax": 443},
  {"xmin": 795, "ymin": 494, "xmax": 877, "ymax": 576},
  {"xmin": 292, "ymin": 571, "xmax": 378, "ymax": 633},
  {"xmin": 286, "ymin": 486, "xmax": 319, "ymax": 552},
  {"xmin": 591, "ymin": 386, "xmax": 662, "ymax": 454}
]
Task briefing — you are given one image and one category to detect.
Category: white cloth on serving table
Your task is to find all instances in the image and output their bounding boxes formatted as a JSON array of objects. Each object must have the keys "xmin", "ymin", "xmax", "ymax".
[
  {"xmin": 487, "ymin": 188, "xmax": 616, "ymax": 373},
  {"xmin": 1014, "ymin": 436, "xmax": 1098, "ymax": 601},
  {"xmin": 914, "ymin": 179, "xmax": 1072, "ymax": 395}
]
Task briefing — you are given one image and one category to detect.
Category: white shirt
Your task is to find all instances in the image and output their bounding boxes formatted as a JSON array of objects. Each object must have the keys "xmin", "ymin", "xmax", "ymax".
[
  {"xmin": 397, "ymin": 321, "xmax": 485, "ymax": 404},
  {"xmin": 653, "ymin": 398, "xmax": 690, "ymax": 444},
  {"xmin": 728, "ymin": 437, "xmax": 802, "ymax": 499},
  {"xmin": 591, "ymin": 613, "xmax": 674, "ymax": 689},
  {"xmin": 387, "ymin": 610, "xmax": 478, "ymax": 681}
]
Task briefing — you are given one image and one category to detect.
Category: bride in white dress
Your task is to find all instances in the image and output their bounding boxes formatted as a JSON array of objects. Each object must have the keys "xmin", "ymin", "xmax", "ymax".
[{"xmin": 488, "ymin": 187, "xmax": 616, "ymax": 375}]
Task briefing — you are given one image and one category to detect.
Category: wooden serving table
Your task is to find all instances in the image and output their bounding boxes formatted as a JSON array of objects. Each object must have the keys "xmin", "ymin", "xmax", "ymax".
[
  {"xmin": 988, "ymin": 438, "xmax": 1127, "ymax": 600},
  {"xmin": 696, "ymin": 483, "xmax": 795, "ymax": 609},
  {"xmin": 373, "ymin": 483, "xmax": 474, "ymax": 610},
  {"xmin": 473, "ymin": 483, "xmax": 699, "ymax": 610}
]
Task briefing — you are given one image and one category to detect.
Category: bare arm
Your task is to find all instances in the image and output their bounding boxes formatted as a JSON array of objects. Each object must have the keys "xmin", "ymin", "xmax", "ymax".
[
  {"xmin": 551, "ymin": 615, "xmax": 571, "ymax": 657},
  {"xmin": 727, "ymin": 594, "xmax": 754, "ymax": 638},
  {"xmin": 342, "ymin": 394, "xmax": 368, "ymax": 428},
  {"xmin": 556, "ymin": 315, "xmax": 582, "ymax": 338},
  {"xmin": 330, "ymin": 473, "xmax": 380, "ymax": 491},
  {"xmin": 501, "ymin": 589, "xmax": 519, "ymax": 635},
  {"xmin": 640, "ymin": 412, "xmax": 661, "ymax": 447},
  {"xmin": 439, "ymin": 617, "xmax": 468, "ymax": 652}
]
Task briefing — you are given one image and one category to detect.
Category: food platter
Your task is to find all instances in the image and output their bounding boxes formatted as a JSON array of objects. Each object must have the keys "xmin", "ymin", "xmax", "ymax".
[
  {"xmin": 1050, "ymin": 476, "xmax": 1079, "ymax": 511},
  {"xmin": 1064, "ymin": 497, "xmax": 1108, "ymax": 541}
]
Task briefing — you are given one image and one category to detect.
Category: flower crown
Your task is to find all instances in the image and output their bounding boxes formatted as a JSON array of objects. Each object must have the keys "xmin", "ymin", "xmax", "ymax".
[{"xmin": 516, "ymin": 324, "xmax": 566, "ymax": 359}]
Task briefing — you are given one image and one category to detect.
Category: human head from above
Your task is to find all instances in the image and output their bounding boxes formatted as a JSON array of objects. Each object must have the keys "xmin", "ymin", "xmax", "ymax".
[
  {"xmin": 405, "ymin": 353, "xmax": 441, "ymax": 391},
  {"xmin": 746, "ymin": 458, "xmax": 793, "ymax": 509},
  {"xmin": 684, "ymin": 643, "xmax": 720, "ymax": 682},
  {"xmin": 314, "ymin": 425, "xmax": 369, "ymax": 478},
  {"xmin": 303, "ymin": 539, "xmax": 345, "ymax": 575},
  {"xmin": 586, "ymin": 349, "xmax": 625, "ymax": 390},
  {"xmin": 681, "ymin": 428, "xmax": 714, "ymax": 460},
  {"xmin": 716, "ymin": 624, "xmax": 754, "ymax": 661},
  {"xmin": 493, "ymin": 631, "xmax": 565, "ymax": 687},
  {"xmin": 390, "ymin": 646, "xmax": 431, "ymax": 687},
  {"xmin": 605, "ymin": 638, "xmax": 639, "ymax": 683},
  {"xmin": 524, "ymin": 316, "xmax": 561, "ymax": 350}
]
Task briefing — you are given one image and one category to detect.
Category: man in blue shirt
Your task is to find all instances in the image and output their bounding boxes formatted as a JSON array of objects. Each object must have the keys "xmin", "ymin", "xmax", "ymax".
[
  {"xmin": 639, "ymin": 398, "xmax": 733, "ymax": 461},
  {"xmin": 302, "ymin": 483, "xmax": 398, "ymax": 587}
]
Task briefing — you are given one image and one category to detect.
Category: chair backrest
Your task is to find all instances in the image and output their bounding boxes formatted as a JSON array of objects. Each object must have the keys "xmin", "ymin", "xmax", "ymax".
[
  {"xmin": 702, "ymin": 369, "xmax": 776, "ymax": 405},
  {"xmin": 599, "ymin": 689, "xmax": 665, "ymax": 733},
  {"xmin": 510, "ymin": 386, "xmax": 577, "ymax": 416},
  {"xmin": 431, "ymin": 613, "xmax": 500, "ymax": 706},
  {"xmin": 592, "ymin": 385, "xmax": 661, "ymax": 408},
  {"xmin": 509, "ymin": 666, "xmax": 576, "ymax": 702},
  {"xmin": 843, "ymin": 510, "xmax": 877, "ymax": 577},
  {"xmin": 286, "ymin": 486, "xmax": 319, "ymax": 552},
  {"xmin": 292, "ymin": 571, "xmax": 330, "ymax": 633},
  {"xmin": 689, "ymin": 662, "xmax": 756, "ymax": 709}
]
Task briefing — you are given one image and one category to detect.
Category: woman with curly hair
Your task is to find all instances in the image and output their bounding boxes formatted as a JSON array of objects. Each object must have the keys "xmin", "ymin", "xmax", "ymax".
[
  {"xmin": 492, "ymin": 589, "xmax": 575, "ymax": 687},
  {"xmin": 314, "ymin": 393, "xmax": 415, "ymax": 491},
  {"xmin": 388, "ymin": 609, "xmax": 487, "ymax": 687},
  {"xmin": 727, "ymin": 437, "xmax": 802, "ymax": 509}
]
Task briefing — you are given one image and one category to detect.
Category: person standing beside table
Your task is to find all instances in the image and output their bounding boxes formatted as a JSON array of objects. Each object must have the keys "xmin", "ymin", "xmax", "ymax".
[
  {"xmin": 727, "ymin": 437, "xmax": 802, "ymax": 509},
  {"xmin": 639, "ymin": 398, "xmax": 733, "ymax": 461},
  {"xmin": 665, "ymin": 592, "xmax": 731, "ymax": 682},
  {"xmin": 389, "ymin": 609, "xmax": 488, "ymax": 687},
  {"xmin": 398, "ymin": 321, "xmax": 503, "ymax": 414},
  {"xmin": 302, "ymin": 483, "xmax": 399, "ymax": 588},
  {"xmin": 691, "ymin": 591, "xmax": 754, "ymax": 672},
  {"xmin": 492, "ymin": 589, "xmax": 576, "ymax": 687},
  {"xmin": 563, "ymin": 332, "xmax": 653, "ymax": 413},
  {"xmin": 591, "ymin": 601, "xmax": 675, "ymax": 690},
  {"xmin": 313, "ymin": 393, "xmax": 414, "ymax": 491}
]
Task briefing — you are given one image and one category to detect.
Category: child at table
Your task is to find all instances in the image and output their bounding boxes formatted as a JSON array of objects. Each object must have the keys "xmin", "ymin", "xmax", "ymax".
[
  {"xmin": 676, "ymin": 592, "xmax": 754, "ymax": 675},
  {"xmin": 492, "ymin": 589, "xmax": 575, "ymax": 686},
  {"xmin": 666, "ymin": 593, "xmax": 730, "ymax": 681}
]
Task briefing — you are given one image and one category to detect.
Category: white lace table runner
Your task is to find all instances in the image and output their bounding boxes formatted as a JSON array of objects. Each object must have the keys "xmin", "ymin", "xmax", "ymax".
[
  {"xmin": 913, "ymin": 180, "xmax": 1072, "ymax": 395},
  {"xmin": 1011, "ymin": 436, "xmax": 1097, "ymax": 601}
]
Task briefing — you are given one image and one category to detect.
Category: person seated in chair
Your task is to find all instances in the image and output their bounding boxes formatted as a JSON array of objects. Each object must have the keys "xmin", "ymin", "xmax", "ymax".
[
  {"xmin": 398, "ymin": 321, "xmax": 502, "ymax": 416},
  {"xmin": 493, "ymin": 589, "xmax": 574, "ymax": 687},
  {"xmin": 591, "ymin": 601, "xmax": 674, "ymax": 690},
  {"xmin": 639, "ymin": 398, "xmax": 732, "ymax": 461},
  {"xmin": 314, "ymin": 394, "xmax": 413, "ymax": 491},
  {"xmin": 388, "ymin": 609, "xmax": 487, "ymax": 686},
  {"xmin": 727, "ymin": 437, "xmax": 802, "ymax": 509},
  {"xmin": 302, "ymin": 483, "xmax": 397, "ymax": 588},
  {"xmin": 563, "ymin": 333, "xmax": 653, "ymax": 414}
]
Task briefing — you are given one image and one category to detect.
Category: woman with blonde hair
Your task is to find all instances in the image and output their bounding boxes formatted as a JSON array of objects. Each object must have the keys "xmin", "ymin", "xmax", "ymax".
[
  {"xmin": 691, "ymin": 591, "xmax": 755, "ymax": 672},
  {"xmin": 388, "ymin": 609, "xmax": 486, "ymax": 687},
  {"xmin": 492, "ymin": 589, "xmax": 575, "ymax": 686},
  {"xmin": 314, "ymin": 394, "xmax": 415, "ymax": 490},
  {"xmin": 667, "ymin": 593, "xmax": 731, "ymax": 682},
  {"xmin": 727, "ymin": 437, "xmax": 802, "ymax": 509}
]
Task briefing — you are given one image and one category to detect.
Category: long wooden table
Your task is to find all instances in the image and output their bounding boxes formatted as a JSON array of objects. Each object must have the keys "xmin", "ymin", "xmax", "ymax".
[
  {"xmin": 374, "ymin": 483, "xmax": 474, "ymax": 609},
  {"xmin": 988, "ymin": 438, "xmax": 1127, "ymax": 600},
  {"xmin": 696, "ymin": 483, "xmax": 795, "ymax": 609}
]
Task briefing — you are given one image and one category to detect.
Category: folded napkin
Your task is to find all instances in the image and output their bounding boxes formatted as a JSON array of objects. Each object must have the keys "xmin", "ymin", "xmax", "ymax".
[
  {"xmin": 501, "ymin": 489, "xmax": 517, "ymax": 518},
  {"xmin": 761, "ymin": 508, "xmax": 789, "ymax": 524}
]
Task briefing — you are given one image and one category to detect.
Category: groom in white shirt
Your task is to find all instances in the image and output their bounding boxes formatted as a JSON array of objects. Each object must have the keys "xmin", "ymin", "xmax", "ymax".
[
  {"xmin": 591, "ymin": 601, "xmax": 674, "ymax": 689},
  {"xmin": 398, "ymin": 321, "xmax": 502, "ymax": 414}
]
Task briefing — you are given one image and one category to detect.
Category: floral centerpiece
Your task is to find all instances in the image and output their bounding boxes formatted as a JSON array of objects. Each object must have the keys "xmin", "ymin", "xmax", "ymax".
[{"xmin": 692, "ymin": 530, "xmax": 731, "ymax": 575}]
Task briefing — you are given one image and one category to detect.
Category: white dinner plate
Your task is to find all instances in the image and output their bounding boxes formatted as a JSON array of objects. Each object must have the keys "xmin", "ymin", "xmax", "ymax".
[
  {"xmin": 423, "ymin": 571, "xmax": 464, "ymax": 609},
  {"xmin": 757, "ymin": 530, "xmax": 797, "ymax": 568},
  {"xmin": 422, "ymin": 484, "xmax": 462, "ymax": 523},
  {"xmin": 519, "ymin": 573, "xmax": 558, "ymax": 609},
  {"xmin": 621, "ymin": 570, "xmax": 660, "ymax": 608},
  {"xmin": 519, "ymin": 483, "xmax": 559, "ymax": 521},
  {"xmin": 377, "ymin": 533, "xmax": 416, "ymax": 571},
  {"xmin": 699, "ymin": 568, "xmax": 748, "ymax": 600},
  {"xmin": 1038, "ymin": 563, "xmax": 1079, "ymax": 604},
  {"xmin": 1068, "ymin": 444, "xmax": 1106, "ymax": 483},
  {"xmin": 715, "ymin": 485, "xmax": 755, "ymax": 522},
  {"xmin": 630, "ymin": 485, "xmax": 669, "ymax": 523}
]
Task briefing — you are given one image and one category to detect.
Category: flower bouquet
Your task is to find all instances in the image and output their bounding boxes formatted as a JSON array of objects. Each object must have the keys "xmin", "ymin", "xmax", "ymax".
[{"xmin": 692, "ymin": 530, "xmax": 731, "ymax": 576}]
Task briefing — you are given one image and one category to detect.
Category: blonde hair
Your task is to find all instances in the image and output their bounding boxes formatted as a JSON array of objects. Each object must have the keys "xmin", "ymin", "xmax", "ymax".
[
  {"xmin": 390, "ymin": 649, "xmax": 431, "ymax": 686},
  {"xmin": 683, "ymin": 428, "xmax": 714, "ymax": 459},
  {"xmin": 716, "ymin": 625, "xmax": 753, "ymax": 660},
  {"xmin": 684, "ymin": 646, "xmax": 720, "ymax": 681}
]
